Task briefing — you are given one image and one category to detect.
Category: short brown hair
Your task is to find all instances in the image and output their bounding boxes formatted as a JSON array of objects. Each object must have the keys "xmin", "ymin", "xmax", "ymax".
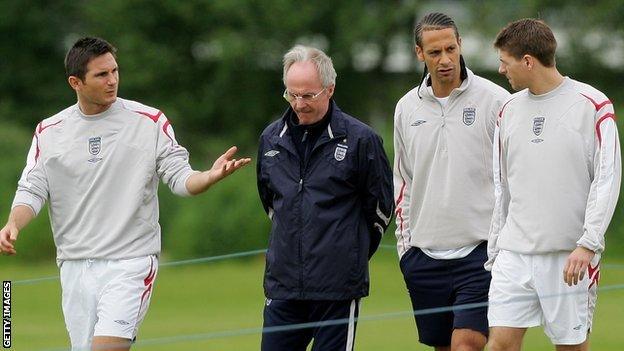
[
  {"xmin": 494, "ymin": 19, "xmax": 557, "ymax": 67},
  {"xmin": 65, "ymin": 37, "xmax": 117, "ymax": 80}
]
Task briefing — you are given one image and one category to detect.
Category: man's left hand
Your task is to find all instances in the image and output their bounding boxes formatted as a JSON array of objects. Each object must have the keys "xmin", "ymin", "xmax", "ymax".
[
  {"xmin": 563, "ymin": 246, "xmax": 595, "ymax": 286},
  {"xmin": 186, "ymin": 146, "xmax": 251, "ymax": 195},
  {"xmin": 209, "ymin": 146, "xmax": 251, "ymax": 182}
]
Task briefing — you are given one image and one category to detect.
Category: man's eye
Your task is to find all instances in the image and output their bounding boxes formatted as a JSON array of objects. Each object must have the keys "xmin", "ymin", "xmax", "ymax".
[{"xmin": 301, "ymin": 94, "xmax": 314, "ymax": 99}]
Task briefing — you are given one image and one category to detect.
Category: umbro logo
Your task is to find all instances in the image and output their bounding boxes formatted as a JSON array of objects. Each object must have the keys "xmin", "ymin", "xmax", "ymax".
[
  {"xmin": 114, "ymin": 320, "xmax": 130, "ymax": 325},
  {"xmin": 411, "ymin": 120, "xmax": 427, "ymax": 126},
  {"xmin": 264, "ymin": 150, "xmax": 280, "ymax": 157},
  {"xmin": 573, "ymin": 324, "xmax": 583, "ymax": 331}
]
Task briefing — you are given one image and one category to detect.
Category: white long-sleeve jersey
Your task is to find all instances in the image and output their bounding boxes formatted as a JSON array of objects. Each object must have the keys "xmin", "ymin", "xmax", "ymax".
[
  {"xmin": 12, "ymin": 98, "xmax": 196, "ymax": 263},
  {"xmin": 486, "ymin": 77, "xmax": 621, "ymax": 268},
  {"xmin": 394, "ymin": 68, "xmax": 510, "ymax": 258}
]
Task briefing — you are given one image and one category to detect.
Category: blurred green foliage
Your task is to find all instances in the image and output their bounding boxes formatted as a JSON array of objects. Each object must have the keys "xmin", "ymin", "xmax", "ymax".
[{"xmin": 0, "ymin": 0, "xmax": 623, "ymax": 262}]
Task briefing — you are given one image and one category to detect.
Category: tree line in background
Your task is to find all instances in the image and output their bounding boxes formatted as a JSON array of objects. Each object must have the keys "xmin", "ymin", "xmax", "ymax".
[{"xmin": 1, "ymin": 0, "xmax": 623, "ymax": 263}]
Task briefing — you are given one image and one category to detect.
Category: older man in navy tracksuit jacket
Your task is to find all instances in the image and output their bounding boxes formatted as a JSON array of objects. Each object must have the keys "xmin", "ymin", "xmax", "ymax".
[{"xmin": 257, "ymin": 45, "xmax": 394, "ymax": 351}]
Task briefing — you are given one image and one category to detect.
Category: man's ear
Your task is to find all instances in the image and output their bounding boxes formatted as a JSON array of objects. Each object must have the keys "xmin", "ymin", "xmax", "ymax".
[
  {"xmin": 327, "ymin": 84, "xmax": 335, "ymax": 99},
  {"xmin": 68, "ymin": 75, "xmax": 83, "ymax": 91},
  {"xmin": 522, "ymin": 55, "xmax": 534, "ymax": 70},
  {"xmin": 415, "ymin": 45, "xmax": 425, "ymax": 62}
]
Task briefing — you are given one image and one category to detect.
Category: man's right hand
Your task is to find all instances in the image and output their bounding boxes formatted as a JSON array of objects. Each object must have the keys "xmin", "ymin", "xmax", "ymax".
[{"xmin": 0, "ymin": 223, "xmax": 19, "ymax": 255}]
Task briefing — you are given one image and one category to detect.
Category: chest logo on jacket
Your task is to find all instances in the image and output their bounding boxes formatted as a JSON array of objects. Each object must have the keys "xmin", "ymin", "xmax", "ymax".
[
  {"xmin": 88, "ymin": 136, "xmax": 103, "ymax": 163},
  {"xmin": 264, "ymin": 150, "xmax": 280, "ymax": 157},
  {"xmin": 334, "ymin": 143, "xmax": 348, "ymax": 161},
  {"xmin": 463, "ymin": 107, "xmax": 476, "ymax": 126}
]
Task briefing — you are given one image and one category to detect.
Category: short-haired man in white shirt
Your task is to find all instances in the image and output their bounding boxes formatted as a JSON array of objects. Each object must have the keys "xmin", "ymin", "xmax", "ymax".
[
  {"xmin": 487, "ymin": 19, "xmax": 621, "ymax": 351},
  {"xmin": 0, "ymin": 37, "xmax": 251, "ymax": 351}
]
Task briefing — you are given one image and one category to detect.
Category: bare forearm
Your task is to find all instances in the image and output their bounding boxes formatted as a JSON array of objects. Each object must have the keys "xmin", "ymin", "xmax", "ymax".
[
  {"xmin": 185, "ymin": 171, "xmax": 217, "ymax": 196},
  {"xmin": 7, "ymin": 205, "xmax": 35, "ymax": 230}
]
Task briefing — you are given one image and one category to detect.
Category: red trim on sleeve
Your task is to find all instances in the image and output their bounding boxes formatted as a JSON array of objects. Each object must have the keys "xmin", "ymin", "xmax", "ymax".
[
  {"xmin": 37, "ymin": 120, "xmax": 62, "ymax": 134},
  {"xmin": 581, "ymin": 93, "xmax": 612, "ymax": 111},
  {"xmin": 498, "ymin": 97, "xmax": 517, "ymax": 119},
  {"xmin": 498, "ymin": 137, "xmax": 503, "ymax": 180},
  {"xmin": 595, "ymin": 113, "xmax": 616, "ymax": 146},
  {"xmin": 396, "ymin": 183, "xmax": 406, "ymax": 234},
  {"xmin": 162, "ymin": 119, "xmax": 176, "ymax": 146},
  {"xmin": 34, "ymin": 131, "xmax": 41, "ymax": 162},
  {"xmin": 33, "ymin": 120, "xmax": 62, "ymax": 162},
  {"xmin": 395, "ymin": 158, "xmax": 408, "ymax": 239},
  {"xmin": 134, "ymin": 110, "xmax": 162, "ymax": 123},
  {"xmin": 24, "ymin": 131, "xmax": 42, "ymax": 181}
]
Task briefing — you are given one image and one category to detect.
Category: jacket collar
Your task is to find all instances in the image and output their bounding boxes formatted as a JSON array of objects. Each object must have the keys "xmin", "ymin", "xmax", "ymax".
[{"xmin": 277, "ymin": 99, "xmax": 347, "ymax": 141}]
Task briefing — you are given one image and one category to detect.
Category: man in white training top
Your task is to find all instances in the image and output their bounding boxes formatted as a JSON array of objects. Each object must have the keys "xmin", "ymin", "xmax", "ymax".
[
  {"xmin": 0, "ymin": 37, "xmax": 251, "ymax": 351},
  {"xmin": 486, "ymin": 19, "xmax": 621, "ymax": 351},
  {"xmin": 394, "ymin": 12, "xmax": 509, "ymax": 351}
]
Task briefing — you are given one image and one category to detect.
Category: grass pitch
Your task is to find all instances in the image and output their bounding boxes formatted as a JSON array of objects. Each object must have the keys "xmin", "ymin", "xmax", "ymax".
[{"xmin": 3, "ymin": 248, "xmax": 624, "ymax": 350}]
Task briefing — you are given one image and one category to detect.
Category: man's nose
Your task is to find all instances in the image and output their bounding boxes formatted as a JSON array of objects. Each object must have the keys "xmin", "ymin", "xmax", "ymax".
[
  {"xmin": 108, "ymin": 73, "xmax": 118, "ymax": 85},
  {"xmin": 440, "ymin": 52, "xmax": 451, "ymax": 65},
  {"xmin": 293, "ymin": 98, "xmax": 307, "ymax": 109}
]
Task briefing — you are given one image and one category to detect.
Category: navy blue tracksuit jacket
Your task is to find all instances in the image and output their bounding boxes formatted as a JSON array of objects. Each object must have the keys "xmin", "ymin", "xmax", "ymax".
[{"xmin": 257, "ymin": 101, "xmax": 394, "ymax": 301}]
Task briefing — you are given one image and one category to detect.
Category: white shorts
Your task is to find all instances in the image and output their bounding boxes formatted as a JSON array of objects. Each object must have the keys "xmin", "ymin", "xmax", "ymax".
[
  {"xmin": 488, "ymin": 250, "xmax": 599, "ymax": 345},
  {"xmin": 59, "ymin": 255, "xmax": 158, "ymax": 350}
]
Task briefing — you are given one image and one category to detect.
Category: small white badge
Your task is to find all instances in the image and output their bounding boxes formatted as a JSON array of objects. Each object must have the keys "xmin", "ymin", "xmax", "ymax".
[
  {"xmin": 264, "ymin": 150, "xmax": 280, "ymax": 157},
  {"xmin": 334, "ymin": 144, "xmax": 348, "ymax": 161}
]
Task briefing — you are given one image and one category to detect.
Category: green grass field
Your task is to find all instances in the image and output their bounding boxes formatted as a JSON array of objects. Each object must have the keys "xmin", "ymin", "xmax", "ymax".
[{"xmin": 3, "ymin": 248, "xmax": 624, "ymax": 350}]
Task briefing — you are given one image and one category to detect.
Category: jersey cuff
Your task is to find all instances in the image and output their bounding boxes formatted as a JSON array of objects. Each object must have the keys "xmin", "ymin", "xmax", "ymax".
[
  {"xmin": 178, "ymin": 170, "xmax": 200, "ymax": 197},
  {"xmin": 576, "ymin": 236, "xmax": 601, "ymax": 254},
  {"xmin": 12, "ymin": 192, "xmax": 44, "ymax": 216}
]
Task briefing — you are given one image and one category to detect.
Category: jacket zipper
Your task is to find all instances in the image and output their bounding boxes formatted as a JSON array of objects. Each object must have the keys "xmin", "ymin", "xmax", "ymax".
[
  {"xmin": 297, "ymin": 129, "xmax": 308, "ymax": 298},
  {"xmin": 296, "ymin": 127, "xmax": 337, "ymax": 298}
]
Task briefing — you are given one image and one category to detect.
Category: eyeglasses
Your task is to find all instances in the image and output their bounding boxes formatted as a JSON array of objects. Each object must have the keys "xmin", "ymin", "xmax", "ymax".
[{"xmin": 283, "ymin": 88, "xmax": 326, "ymax": 103}]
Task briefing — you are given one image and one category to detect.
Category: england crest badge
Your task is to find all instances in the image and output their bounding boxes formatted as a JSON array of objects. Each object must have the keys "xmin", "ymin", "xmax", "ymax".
[
  {"xmin": 334, "ymin": 143, "xmax": 348, "ymax": 161},
  {"xmin": 533, "ymin": 117, "xmax": 545, "ymax": 136},
  {"xmin": 531, "ymin": 117, "xmax": 545, "ymax": 143},
  {"xmin": 89, "ymin": 137, "xmax": 101, "ymax": 155},
  {"xmin": 463, "ymin": 107, "xmax": 476, "ymax": 126},
  {"xmin": 88, "ymin": 136, "xmax": 103, "ymax": 163}
]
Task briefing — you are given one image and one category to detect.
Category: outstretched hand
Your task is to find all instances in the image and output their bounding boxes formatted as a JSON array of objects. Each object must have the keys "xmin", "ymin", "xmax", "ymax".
[
  {"xmin": 209, "ymin": 146, "xmax": 252, "ymax": 183},
  {"xmin": 186, "ymin": 146, "xmax": 252, "ymax": 195}
]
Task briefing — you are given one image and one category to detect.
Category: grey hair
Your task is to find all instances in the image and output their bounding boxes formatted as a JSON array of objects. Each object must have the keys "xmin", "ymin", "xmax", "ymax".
[{"xmin": 282, "ymin": 45, "xmax": 337, "ymax": 88}]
